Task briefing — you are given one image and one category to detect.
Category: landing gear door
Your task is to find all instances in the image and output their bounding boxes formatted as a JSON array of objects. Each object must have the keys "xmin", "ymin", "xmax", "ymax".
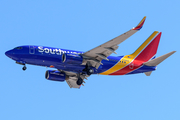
[{"xmin": 29, "ymin": 46, "xmax": 35, "ymax": 54}]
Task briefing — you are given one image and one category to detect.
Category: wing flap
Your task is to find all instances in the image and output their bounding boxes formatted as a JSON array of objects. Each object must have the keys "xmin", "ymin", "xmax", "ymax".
[
  {"xmin": 62, "ymin": 70, "xmax": 88, "ymax": 88},
  {"xmin": 66, "ymin": 78, "xmax": 80, "ymax": 88}
]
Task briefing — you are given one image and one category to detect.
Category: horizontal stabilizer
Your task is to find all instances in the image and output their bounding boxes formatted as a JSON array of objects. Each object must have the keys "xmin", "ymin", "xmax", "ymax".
[
  {"xmin": 144, "ymin": 71, "xmax": 152, "ymax": 76},
  {"xmin": 143, "ymin": 51, "xmax": 176, "ymax": 66}
]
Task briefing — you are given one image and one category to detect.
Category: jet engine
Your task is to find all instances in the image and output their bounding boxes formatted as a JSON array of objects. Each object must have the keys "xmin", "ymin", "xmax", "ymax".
[
  {"xmin": 62, "ymin": 53, "xmax": 83, "ymax": 65},
  {"xmin": 45, "ymin": 70, "xmax": 68, "ymax": 82}
]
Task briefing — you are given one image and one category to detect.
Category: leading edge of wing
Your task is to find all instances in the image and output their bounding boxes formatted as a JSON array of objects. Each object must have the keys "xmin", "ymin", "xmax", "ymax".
[
  {"xmin": 132, "ymin": 16, "xmax": 146, "ymax": 30},
  {"xmin": 84, "ymin": 16, "xmax": 147, "ymax": 55},
  {"xmin": 82, "ymin": 16, "xmax": 147, "ymax": 69}
]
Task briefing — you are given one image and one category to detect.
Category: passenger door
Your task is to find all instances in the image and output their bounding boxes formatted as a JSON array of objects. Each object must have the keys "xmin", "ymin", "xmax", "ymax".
[{"xmin": 29, "ymin": 46, "xmax": 35, "ymax": 54}]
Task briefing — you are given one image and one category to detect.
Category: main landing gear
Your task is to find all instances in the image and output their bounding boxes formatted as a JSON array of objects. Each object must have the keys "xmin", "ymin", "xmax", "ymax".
[
  {"xmin": 86, "ymin": 69, "xmax": 94, "ymax": 75},
  {"xmin": 76, "ymin": 77, "xmax": 83, "ymax": 85},
  {"xmin": 83, "ymin": 62, "xmax": 94, "ymax": 76},
  {"xmin": 76, "ymin": 62, "xmax": 94, "ymax": 85}
]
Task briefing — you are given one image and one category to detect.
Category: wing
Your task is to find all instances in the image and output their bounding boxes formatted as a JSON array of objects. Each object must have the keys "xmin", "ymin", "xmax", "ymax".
[
  {"xmin": 62, "ymin": 70, "xmax": 88, "ymax": 88},
  {"xmin": 82, "ymin": 16, "xmax": 146, "ymax": 68}
]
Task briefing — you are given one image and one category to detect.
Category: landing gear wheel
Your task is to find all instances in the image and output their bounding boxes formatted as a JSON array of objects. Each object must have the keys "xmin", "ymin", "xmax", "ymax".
[
  {"xmin": 83, "ymin": 62, "xmax": 94, "ymax": 75},
  {"xmin": 22, "ymin": 66, "xmax": 27, "ymax": 71},
  {"xmin": 87, "ymin": 69, "xmax": 94, "ymax": 75},
  {"xmin": 76, "ymin": 77, "xmax": 83, "ymax": 85}
]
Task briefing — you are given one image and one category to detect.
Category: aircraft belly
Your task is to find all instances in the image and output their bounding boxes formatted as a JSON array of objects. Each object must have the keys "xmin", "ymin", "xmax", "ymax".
[
  {"xmin": 23, "ymin": 54, "xmax": 61, "ymax": 67},
  {"xmin": 126, "ymin": 65, "xmax": 156, "ymax": 75},
  {"xmin": 56, "ymin": 64, "xmax": 86, "ymax": 72}
]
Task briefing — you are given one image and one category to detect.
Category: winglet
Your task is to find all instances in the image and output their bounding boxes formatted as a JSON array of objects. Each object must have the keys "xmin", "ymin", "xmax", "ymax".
[{"xmin": 132, "ymin": 16, "xmax": 146, "ymax": 30}]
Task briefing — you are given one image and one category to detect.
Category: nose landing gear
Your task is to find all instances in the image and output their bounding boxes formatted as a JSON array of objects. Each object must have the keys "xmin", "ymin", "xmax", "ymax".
[
  {"xmin": 16, "ymin": 61, "xmax": 27, "ymax": 71},
  {"xmin": 22, "ymin": 65, "xmax": 27, "ymax": 71}
]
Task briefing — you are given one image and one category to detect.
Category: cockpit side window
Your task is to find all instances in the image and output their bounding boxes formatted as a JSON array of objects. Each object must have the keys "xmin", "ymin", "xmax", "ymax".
[{"xmin": 14, "ymin": 47, "xmax": 22, "ymax": 50}]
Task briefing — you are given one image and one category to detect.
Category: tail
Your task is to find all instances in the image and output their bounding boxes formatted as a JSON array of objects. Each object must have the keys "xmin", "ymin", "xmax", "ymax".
[
  {"xmin": 131, "ymin": 31, "xmax": 161, "ymax": 62},
  {"xmin": 131, "ymin": 31, "xmax": 176, "ymax": 76}
]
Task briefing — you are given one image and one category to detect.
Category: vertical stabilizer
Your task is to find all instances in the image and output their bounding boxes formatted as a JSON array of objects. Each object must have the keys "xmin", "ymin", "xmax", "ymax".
[{"xmin": 131, "ymin": 31, "xmax": 161, "ymax": 62}]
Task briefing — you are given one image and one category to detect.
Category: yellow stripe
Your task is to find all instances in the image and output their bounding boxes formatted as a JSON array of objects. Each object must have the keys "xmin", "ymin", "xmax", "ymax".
[
  {"xmin": 100, "ymin": 55, "xmax": 134, "ymax": 75},
  {"xmin": 137, "ymin": 16, "xmax": 146, "ymax": 26},
  {"xmin": 131, "ymin": 31, "xmax": 159, "ymax": 57}
]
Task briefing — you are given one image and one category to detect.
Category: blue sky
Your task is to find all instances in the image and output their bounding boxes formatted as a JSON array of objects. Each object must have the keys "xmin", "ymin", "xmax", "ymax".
[{"xmin": 0, "ymin": 0, "xmax": 180, "ymax": 120}]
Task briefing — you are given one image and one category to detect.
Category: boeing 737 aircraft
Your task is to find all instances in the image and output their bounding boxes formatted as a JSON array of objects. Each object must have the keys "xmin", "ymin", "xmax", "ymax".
[{"xmin": 5, "ymin": 17, "xmax": 176, "ymax": 88}]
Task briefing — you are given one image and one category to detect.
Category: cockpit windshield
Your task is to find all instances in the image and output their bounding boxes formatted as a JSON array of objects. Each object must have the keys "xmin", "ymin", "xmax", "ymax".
[{"xmin": 14, "ymin": 47, "xmax": 22, "ymax": 50}]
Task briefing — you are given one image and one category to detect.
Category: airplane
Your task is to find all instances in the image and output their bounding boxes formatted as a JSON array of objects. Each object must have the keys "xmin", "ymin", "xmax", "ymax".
[{"xmin": 5, "ymin": 16, "xmax": 176, "ymax": 88}]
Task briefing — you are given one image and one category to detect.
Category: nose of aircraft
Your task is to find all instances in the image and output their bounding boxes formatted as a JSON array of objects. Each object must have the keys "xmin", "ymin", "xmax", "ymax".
[{"xmin": 5, "ymin": 50, "xmax": 14, "ymax": 58}]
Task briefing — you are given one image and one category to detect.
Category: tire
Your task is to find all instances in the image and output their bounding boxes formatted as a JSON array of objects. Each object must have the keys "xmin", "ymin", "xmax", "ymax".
[
  {"xmin": 22, "ymin": 66, "xmax": 27, "ymax": 71},
  {"xmin": 76, "ymin": 78, "xmax": 83, "ymax": 85},
  {"xmin": 87, "ymin": 69, "xmax": 94, "ymax": 75}
]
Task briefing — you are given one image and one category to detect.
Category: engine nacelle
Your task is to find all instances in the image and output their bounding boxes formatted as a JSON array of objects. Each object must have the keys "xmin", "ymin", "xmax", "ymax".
[
  {"xmin": 45, "ymin": 70, "xmax": 68, "ymax": 82},
  {"xmin": 62, "ymin": 53, "xmax": 83, "ymax": 65}
]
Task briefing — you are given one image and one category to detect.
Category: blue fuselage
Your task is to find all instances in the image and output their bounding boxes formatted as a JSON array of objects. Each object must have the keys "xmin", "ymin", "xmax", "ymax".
[{"xmin": 5, "ymin": 45, "xmax": 156, "ymax": 75}]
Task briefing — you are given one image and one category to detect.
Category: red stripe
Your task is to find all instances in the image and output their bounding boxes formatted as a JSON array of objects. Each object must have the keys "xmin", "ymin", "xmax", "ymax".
[
  {"xmin": 133, "ymin": 20, "xmax": 145, "ymax": 30},
  {"xmin": 109, "ymin": 60, "xmax": 142, "ymax": 75},
  {"xmin": 110, "ymin": 32, "xmax": 161, "ymax": 75}
]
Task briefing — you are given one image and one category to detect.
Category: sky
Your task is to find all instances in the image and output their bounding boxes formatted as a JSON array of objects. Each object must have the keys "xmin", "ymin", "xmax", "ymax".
[{"xmin": 0, "ymin": 0, "xmax": 180, "ymax": 120}]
